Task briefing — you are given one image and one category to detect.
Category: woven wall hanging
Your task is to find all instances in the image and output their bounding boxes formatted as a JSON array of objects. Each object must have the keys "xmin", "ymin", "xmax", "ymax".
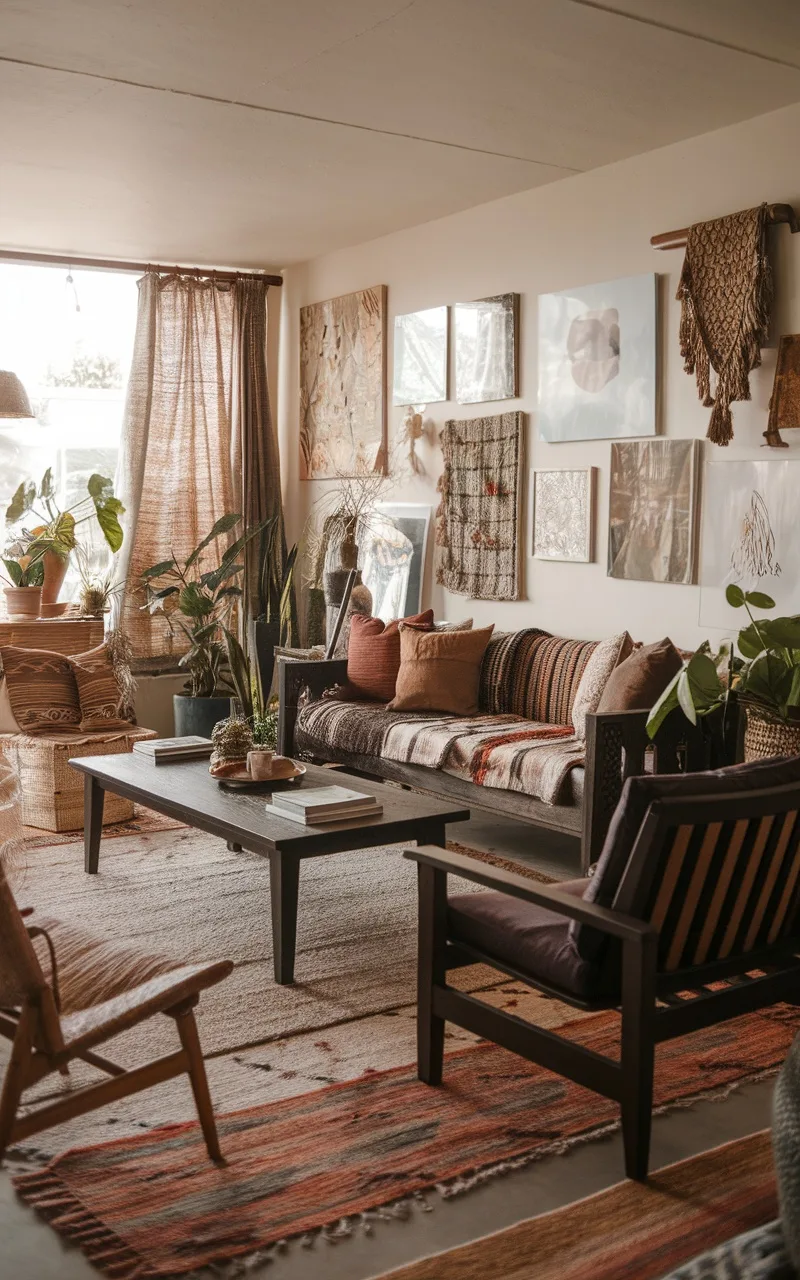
[
  {"xmin": 677, "ymin": 203, "xmax": 773, "ymax": 446},
  {"xmin": 436, "ymin": 412, "xmax": 523, "ymax": 601}
]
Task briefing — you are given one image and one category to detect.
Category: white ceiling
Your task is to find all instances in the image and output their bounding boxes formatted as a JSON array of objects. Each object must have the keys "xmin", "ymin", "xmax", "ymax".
[{"xmin": 2, "ymin": 0, "xmax": 800, "ymax": 268}]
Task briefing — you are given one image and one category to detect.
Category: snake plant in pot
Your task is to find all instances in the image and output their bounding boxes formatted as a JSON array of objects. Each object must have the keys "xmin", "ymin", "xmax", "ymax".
[{"xmin": 647, "ymin": 585, "xmax": 800, "ymax": 760}]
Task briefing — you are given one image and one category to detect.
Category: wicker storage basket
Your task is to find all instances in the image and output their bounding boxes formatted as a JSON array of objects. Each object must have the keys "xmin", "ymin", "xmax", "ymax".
[
  {"xmin": 0, "ymin": 727, "xmax": 157, "ymax": 832},
  {"xmin": 744, "ymin": 707, "xmax": 800, "ymax": 762}
]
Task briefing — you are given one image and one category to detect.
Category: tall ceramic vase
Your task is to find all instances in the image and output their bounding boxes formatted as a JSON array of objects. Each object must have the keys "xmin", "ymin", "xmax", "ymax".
[{"xmin": 41, "ymin": 550, "xmax": 69, "ymax": 605}]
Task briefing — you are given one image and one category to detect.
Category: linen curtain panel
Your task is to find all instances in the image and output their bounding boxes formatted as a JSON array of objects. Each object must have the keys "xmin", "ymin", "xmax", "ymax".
[{"xmin": 115, "ymin": 272, "xmax": 283, "ymax": 658}]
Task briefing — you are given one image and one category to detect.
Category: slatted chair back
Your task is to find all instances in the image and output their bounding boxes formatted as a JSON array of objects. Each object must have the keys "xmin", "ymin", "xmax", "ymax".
[{"xmin": 612, "ymin": 783, "xmax": 800, "ymax": 976}]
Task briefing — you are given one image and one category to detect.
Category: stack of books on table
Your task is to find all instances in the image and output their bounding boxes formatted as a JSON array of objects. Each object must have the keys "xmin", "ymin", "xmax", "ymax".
[
  {"xmin": 265, "ymin": 785, "xmax": 383, "ymax": 826},
  {"xmin": 132, "ymin": 736, "xmax": 213, "ymax": 765}
]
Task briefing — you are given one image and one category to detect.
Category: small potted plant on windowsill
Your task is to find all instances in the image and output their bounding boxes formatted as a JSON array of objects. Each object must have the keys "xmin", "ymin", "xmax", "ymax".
[
  {"xmin": 1, "ymin": 538, "xmax": 45, "ymax": 618},
  {"xmin": 141, "ymin": 515, "xmax": 264, "ymax": 739},
  {"xmin": 647, "ymin": 585, "xmax": 800, "ymax": 761}
]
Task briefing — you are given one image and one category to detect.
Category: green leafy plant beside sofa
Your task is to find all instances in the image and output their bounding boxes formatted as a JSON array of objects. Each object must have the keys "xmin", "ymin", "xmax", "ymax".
[{"xmin": 647, "ymin": 585, "xmax": 800, "ymax": 739}]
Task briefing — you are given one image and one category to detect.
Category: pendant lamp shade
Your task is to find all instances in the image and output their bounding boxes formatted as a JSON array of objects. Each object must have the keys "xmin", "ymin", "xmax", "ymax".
[{"xmin": 0, "ymin": 371, "xmax": 34, "ymax": 419}]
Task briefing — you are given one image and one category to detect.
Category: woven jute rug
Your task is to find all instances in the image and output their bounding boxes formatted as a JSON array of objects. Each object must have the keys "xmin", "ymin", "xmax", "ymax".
[
  {"xmin": 22, "ymin": 805, "xmax": 185, "ymax": 848},
  {"xmin": 378, "ymin": 1130, "xmax": 777, "ymax": 1280},
  {"xmin": 5, "ymin": 825, "xmax": 565, "ymax": 1159},
  {"xmin": 13, "ymin": 1018, "xmax": 795, "ymax": 1279}
]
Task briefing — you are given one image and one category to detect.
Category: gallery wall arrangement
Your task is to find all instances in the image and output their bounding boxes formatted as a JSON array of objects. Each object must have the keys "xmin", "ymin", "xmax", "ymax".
[{"xmin": 299, "ymin": 284, "xmax": 387, "ymax": 479}]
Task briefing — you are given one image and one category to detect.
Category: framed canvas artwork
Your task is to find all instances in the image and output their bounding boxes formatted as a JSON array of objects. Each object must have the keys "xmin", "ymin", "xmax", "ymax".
[
  {"xmin": 700, "ymin": 460, "xmax": 800, "ymax": 628},
  {"xmin": 538, "ymin": 273, "xmax": 657, "ymax": 442},
  {"xmin": 358, "ymin": 502, "xmax": 432, "ymax": 622},
  {"xmin": 531, "ymin": 468, "xmax": 595, "ymax": 562},
  {"xmin": 393, "ymin": 306, "xmax": 448, "ymax": 405},
  {"xmin": 454, "ymin": 293, "xmax": 519, "ymax": 404},
  {"xmin": 608, "ymin": 439, "xmax": 699, "ymax": 585},
  {"xmin": 299, "ymin": 285, "xmax": 387, "ymax": 479}
]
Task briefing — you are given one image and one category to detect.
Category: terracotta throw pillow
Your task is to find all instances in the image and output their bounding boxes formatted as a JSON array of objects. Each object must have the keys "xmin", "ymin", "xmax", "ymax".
[
  {"xmin": 0, "ymin": 646, "xmax": 81, "ymax": 734},
  {"xmin": 346, "ymin": 610, "xmax": 434, "ymax": 702},
  {"xmin": 596, "ymin": 637, "xmax": 683, "ymax": 714},
  {"xmin": 67, "ymin": 641, "xmax": 137, "ymax": 732},
  {"xmin": 388, "ymin": 625, "xmax": 495, "ymax": 715}
]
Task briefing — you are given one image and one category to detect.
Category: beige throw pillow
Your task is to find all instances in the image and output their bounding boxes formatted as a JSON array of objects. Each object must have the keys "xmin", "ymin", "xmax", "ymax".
[
  {"xmin": 388, "ymin": 625, "xmax": 495, "ymax": 716},
  {"xmin": 571, "ymin": 631, "xmax": 634, "ymax": 740}
]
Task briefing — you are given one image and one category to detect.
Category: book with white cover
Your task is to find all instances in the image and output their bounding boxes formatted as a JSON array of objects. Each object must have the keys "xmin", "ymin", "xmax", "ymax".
[
  {"xmin": 274, "ymin": 785, "xmax": 377, "ymax": 814},
  {"xmin": 133, "ymin": 736, "xmax": 213, "ymax": 763},
  {"xmin": 264, "ymin": 800, "xmax": 383, "ymax": 827}
]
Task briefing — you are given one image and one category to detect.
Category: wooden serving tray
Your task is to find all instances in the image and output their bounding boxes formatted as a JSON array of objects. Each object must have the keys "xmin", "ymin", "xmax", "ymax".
[{"xmin": 209, "ymin": 757, "xmax": 307, "ymax": 789}]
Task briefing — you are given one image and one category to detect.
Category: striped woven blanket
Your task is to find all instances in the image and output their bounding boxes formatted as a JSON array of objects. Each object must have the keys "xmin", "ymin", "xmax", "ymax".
[{"xmin": 295, "ymin": 700, "xmax": 585, "ymax": 805}]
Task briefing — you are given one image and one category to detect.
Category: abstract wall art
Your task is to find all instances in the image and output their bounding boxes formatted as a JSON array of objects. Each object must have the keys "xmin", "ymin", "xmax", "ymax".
[
  {"xmin": 358, "ymin": 502, "xmax": 432, "ymax": 622},
  {"xmin": 454, "ymin": 293, "xmax": 518, "ymax": 404},
  {"xmin": 608, "ymin": 439, "xmax": 699, "ymax": 584},
  {"xmin": 393, "ymin": 306, "xmax": 448, "ymax": 405},
  {"xmin": 538, "ymin": 273, "xmax": 657, "ymax": 442},
  {"xmin": 300, "ymin": 285, "xmax": 387, "ymax": 479},
  {"xmin": 532, "ymin": 468, "xmax": 595, "ymax": 563},
  {"xmin": 700, "ymin": 460, "xmax": 800, "ymax": 628},
  {"xmin": 436, "ymin": 412, "xmax": 523, "ymax": 601}
]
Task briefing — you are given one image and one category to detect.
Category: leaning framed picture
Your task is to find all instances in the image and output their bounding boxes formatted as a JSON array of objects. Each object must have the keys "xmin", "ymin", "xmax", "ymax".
[
  {"xmin": 357, "ymin": 502, "xmax": 432, "ymax": 623},
  {"xmin": 531, "ymin": 468, "xmax": 595, "ymax": 563},
  {"xmin": 538, "ymin": 273, "xmax": 657, "ymax": 442}
]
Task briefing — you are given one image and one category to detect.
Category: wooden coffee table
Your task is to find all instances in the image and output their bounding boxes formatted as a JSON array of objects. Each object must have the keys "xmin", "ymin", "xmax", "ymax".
[{"xmin": 70, "ymin": 755, "xmax": 469, "ymax": 985}]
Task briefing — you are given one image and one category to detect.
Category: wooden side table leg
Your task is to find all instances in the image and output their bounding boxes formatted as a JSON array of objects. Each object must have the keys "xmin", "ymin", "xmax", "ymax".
[
  {"xmin": 269, "ymin": 852, "xmax": 300, "ymax": 985},
  {"xmin": 84, "ymin": 775, "xmax": 105, "ymax": 874}
]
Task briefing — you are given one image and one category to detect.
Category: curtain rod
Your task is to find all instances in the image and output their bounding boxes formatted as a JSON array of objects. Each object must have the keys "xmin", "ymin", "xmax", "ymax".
[{"xmin": 0, "ymin": 248, "xmax": 283, "ymax": 286}]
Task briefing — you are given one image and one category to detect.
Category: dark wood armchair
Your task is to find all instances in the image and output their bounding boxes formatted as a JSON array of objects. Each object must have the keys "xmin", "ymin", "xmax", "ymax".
[{"xmin": 405, "ymin": 759, "xmax": 800, "ymax": 1181}]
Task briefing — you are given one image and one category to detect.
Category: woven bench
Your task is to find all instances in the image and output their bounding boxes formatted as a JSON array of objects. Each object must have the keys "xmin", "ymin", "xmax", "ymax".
[{"xmin": 0, "ymin": 727, "xmax": 157, "ymax": 832}]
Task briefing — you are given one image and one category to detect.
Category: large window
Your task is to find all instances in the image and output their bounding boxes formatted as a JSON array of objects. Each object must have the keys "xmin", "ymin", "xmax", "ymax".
[{"xmin": 0, "ymin": 264, "xmax": 138, "ymax": 599}]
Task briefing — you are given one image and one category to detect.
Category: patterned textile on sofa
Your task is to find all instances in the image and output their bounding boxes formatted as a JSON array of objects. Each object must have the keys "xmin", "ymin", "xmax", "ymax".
[
  {"xmin": 479, "ymin": 629, "xmax": 597, "ymax": 724},
  {"xmin": 295, "ymin": 699, "xmax": 585, "ymax": 805}
]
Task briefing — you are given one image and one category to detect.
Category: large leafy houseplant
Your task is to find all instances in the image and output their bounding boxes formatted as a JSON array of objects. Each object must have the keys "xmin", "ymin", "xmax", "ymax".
[
  {"xmin": 141, "ymin": 514, "xmax": 254, "ymax": 699},
  {"xmin": 647, "ymin": 585, "xmax": 800, "ymax": 741},
  {"xmin": 7, "ymin": 468, "xmax": 125, "ymax": 559}
]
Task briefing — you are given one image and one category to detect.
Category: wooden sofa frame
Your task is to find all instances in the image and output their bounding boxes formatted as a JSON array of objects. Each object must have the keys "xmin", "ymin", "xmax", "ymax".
[{"xmin": 277, "ymin": 657, "xmax": 711, "ymax": 871}]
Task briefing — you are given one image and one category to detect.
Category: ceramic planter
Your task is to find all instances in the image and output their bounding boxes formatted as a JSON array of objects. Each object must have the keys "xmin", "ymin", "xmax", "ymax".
[
  {"xmin": 3, "ymin": 586, "xmax": 42, "ymax": 619},
  {"xmin": 173, "ymin": 694, "xmax": 232, "ymax": 739},
  {"xmin": 41, "ymin": 550, "xmax": 70, "ymax": 605}
]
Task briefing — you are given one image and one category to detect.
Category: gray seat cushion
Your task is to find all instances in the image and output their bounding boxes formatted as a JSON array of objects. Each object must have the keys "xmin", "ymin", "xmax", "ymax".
[{"xmin": 447, "ymin": 877, "xmax": 614, "ymax": 1001}]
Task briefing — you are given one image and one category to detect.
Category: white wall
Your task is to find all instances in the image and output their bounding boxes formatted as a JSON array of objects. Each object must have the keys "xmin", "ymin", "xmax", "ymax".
[{"xmin": 278, "ymin": 102, "xmax": 800, "ymax": 651}]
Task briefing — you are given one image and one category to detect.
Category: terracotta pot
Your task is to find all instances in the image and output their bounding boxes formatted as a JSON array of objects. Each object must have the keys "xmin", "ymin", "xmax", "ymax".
[
  {"xmin": 4, "ymin": 586, "xmax": 42, "ymax": 619},
  {"xmin": 41, "ymin": 550, "xmax": 70, "ymax": 605}
]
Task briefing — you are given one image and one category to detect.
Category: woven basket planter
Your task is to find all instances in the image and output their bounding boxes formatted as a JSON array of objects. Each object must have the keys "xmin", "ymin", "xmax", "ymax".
[
  {"xmin": 0, "ymin": 726, "xmax": 157, "ymax": 832},
  {"xmin": 743, "ymin": 707, "xmax": 800, "ymax": 762}
]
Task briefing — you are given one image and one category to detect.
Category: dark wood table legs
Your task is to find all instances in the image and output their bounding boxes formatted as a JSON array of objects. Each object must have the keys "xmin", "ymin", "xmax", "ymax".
[
  {"xmin": 270, "ymin": 852, "xmax": 301, "ymax": 985},
  {"xmin": 84, "ymin": 774, "xmax": 106, "ymax": 873}
]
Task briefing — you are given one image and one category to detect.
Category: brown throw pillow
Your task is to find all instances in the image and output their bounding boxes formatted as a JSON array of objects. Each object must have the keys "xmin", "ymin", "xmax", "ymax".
[
  {"xmin": 388, "ymin": 625, "xmax": 495, "ymax": 715},
  {"xmin": 67, "ymin": 641, "xmax": 137, "ymax": 732},
  {"xmin": 0, "ymin": 646, "xmax": 81, "ymax": 734},
  {"xmin": 346, "ymin": 609, "xmax": 434, "ymax": 702},
  {"xmin": 596, "ymin": 637, "xmax": 683, "ymax": 713}
]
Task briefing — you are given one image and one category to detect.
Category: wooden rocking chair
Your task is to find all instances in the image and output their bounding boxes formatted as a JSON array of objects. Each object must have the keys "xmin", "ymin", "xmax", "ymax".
[{"xmin": 0, "ymin": 869, "xmax": 234, "ymax": 1164}]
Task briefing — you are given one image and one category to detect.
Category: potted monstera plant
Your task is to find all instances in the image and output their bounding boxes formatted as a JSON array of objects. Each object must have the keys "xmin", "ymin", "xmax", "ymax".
[{"xmin": 647, "ymin": 585, "xmax": 800, "ymax": 761}]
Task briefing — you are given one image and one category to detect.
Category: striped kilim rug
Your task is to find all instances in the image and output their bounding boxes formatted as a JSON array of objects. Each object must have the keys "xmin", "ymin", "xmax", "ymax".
[
  {"xmin": 378, "ymin": 1130, "xmax": 778, "ymax": 1280},
  {"xmin": 13, "ymin": 1008, "xmax": 798, "ymax": 1279}
]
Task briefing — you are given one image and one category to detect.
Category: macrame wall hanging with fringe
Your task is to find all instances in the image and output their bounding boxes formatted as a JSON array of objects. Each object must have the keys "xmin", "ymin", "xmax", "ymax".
[{"xmin": 675, "ymin": 204, "xmax": 772, "ymax": 447}]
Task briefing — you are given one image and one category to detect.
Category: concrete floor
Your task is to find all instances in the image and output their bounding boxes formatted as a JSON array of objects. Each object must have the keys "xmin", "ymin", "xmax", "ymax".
[{"xmin": 0, "ymin": 806, "xmax": 776, "ymax": 1280}]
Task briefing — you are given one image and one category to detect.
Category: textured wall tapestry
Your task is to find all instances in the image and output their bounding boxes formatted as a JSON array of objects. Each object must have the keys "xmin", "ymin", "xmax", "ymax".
[
  {"xmin": 608, "ymin": 439, "xmax": 699, "ymax": 585},
  {"xmin": 532, "ymin": 468, "xmax": 595, "ymax": 562},
  {"xmin": 436, "ymin": 412, "xmax": 523, "ymax": 601},
  {"xmin": 454, "ymin": 293, "xmax": 519, "ymax": 404},
  {"xmin": 538, "ymin": 274, "xmax": 656, "ymax": 442},
  {"xmin": 677, "ymin": 204, "xmax": 772, "ymax": 447},
  {"xmin": 393, "ymin": 306, "xmax": 448, "ymax": 405},
  {"xmin": 700, "ymin": 460, "xmax": 800, "ymax": 628},
  {"xmin": 300, "ymin": 285, "xmax": 387, "ymax": 478}
]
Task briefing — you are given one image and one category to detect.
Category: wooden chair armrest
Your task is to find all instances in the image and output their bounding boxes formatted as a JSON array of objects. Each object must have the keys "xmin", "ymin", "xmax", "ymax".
[
  {"xmin": 404, "ymin": 845, "xmax": 655, "ymax": 944},
  {"xmin": 277, "ymin": 657, "xmax": 348, "ymax": 755}
]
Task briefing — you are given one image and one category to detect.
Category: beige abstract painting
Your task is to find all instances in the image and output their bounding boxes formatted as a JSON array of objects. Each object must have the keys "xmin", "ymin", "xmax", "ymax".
[
  {"xmin": 300, "ymin": 285, "xmax": 387, "ymax": 479},
  {"xmin": 608, "ymin": 439, "xmax": 699, "ymax": 584}
]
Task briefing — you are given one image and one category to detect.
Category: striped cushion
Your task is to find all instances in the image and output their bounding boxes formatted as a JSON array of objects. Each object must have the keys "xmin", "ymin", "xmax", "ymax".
[
  {"xmin": 66, "ymin": 643, "xmax": 135, "ymax": 732},
  {"xmin": 0, "ymin": 645, "xmax": 81, "ymax": 734},
  {"xmin": 346, "ymin": 610, "xmax": 434, "ymax": 703},
  {"xmin": 480, "ymin": 629, "xmax": 598, "ymax": 726}
]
